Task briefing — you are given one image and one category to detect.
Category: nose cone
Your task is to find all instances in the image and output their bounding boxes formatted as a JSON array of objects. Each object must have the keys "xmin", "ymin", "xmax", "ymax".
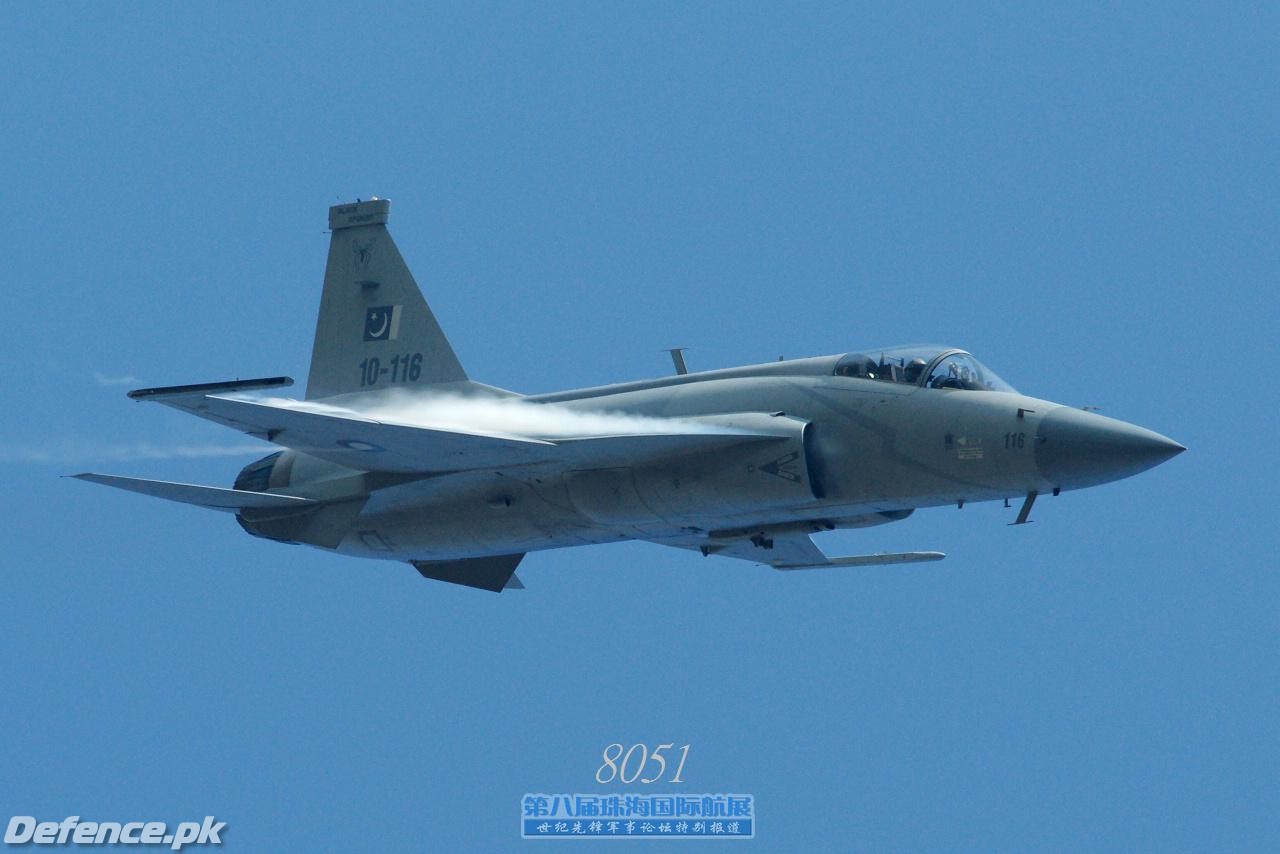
[{"xmin": 1036, "ymin": 407, "xmax": 1184, "ymax": 489}]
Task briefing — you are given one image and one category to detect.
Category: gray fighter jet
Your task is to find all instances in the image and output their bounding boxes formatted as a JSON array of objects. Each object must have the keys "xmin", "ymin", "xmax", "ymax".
[{"xmin": 76, "ymin": 199, "xmax": 1184, "ymax": 591}]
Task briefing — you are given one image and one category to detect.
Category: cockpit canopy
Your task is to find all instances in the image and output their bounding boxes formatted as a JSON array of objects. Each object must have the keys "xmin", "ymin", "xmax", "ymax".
[{"xmin": 833, "ymin": 346, "xmax": 1016, "ymax": 393}]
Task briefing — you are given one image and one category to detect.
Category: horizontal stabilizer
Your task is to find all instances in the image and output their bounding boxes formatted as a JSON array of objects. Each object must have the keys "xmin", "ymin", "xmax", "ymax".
[
  {"xmin": 411, "ymin": 553, "xmax": 525, "ymax": 592},
  {"xmin": 72, "ymin": 473, "xmax": 315, "ymax": 512}
]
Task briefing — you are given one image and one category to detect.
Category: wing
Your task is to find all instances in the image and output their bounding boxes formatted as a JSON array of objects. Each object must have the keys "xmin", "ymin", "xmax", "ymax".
[
  {"xmin": 655, "ymin": 529, "xmax": 945, "ymax": 569},
  {"xmin": 127, "ymin": 378, "xmax": 791, "ymax": 474},
  {"xmin": 175, "ymin": 393, "xmax": 556, "ymax": 472},
  {"xmin": 71, "ymin": 473, "xmax": 317, "ymax": 512}
]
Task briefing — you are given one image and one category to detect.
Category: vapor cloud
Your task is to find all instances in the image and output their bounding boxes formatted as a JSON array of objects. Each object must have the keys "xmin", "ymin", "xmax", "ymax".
[
  {"xmin": 253, "ymin": 390, "xmax": 736, "ymax": 440},
  {"xmin": 1, "ymin": 440, "xmax": 270, "ymax": 465},
  {"xmin": 93, "ymin": 372, "xmax": 139, "ymax": 387}
]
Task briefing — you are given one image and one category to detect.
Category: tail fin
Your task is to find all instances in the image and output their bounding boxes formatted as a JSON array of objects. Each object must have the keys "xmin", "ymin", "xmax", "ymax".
[{"xmin": 306, "ymin": 198, "xmax": 467, "ymax": 399}]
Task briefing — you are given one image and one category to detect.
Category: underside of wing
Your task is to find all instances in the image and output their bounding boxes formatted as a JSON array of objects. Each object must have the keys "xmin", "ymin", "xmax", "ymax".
[{"xmin": 707, "ymin": 530, "xmax": 832, "ymax": 567}]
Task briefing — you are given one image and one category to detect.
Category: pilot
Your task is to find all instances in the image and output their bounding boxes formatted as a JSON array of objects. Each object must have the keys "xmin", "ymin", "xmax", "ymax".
[
  {"xmin": 904, "ymin": 358, "xmax": 928, "ymax": 384},
  {"xmin": 837, "ymin": 355, "xmax": 877, "ymax": 379}
]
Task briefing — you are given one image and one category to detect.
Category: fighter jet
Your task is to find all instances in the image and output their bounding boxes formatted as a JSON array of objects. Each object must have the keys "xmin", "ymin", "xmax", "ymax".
[{"xmin": 75, "ymin": 199, "xmax": 1184, "ymax": 591}]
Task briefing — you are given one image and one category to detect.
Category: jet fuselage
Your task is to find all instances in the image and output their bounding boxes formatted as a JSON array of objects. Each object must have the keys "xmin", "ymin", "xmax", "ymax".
[
  {"xmin": 236, "ymin": 354, "xmax": 1180, "ymax": 563},
  {"xmin": 81, "ymin": 198, "xmax": 1183, "ymax": 591}
]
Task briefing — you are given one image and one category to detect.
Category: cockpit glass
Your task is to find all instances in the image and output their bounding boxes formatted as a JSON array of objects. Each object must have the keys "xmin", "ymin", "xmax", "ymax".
[
  {"xmin": 833, "ymin": 346, "xmax": 1016, "ymax": 393},
  {"xmin": 925, "ymin": 352, "xmax": 1014, "ymax": 391}
]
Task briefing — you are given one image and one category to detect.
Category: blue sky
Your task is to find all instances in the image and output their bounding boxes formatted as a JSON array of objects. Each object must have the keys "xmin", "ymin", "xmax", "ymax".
[{"xmin": 2, "ymin": 3, "xmax": 1276, "ymax": 850}]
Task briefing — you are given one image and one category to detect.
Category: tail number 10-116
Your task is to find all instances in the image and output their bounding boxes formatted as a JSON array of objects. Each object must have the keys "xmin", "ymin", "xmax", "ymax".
[{"xmin": 359, "ymin": 353, "xmax": 423, "ymax": 387}]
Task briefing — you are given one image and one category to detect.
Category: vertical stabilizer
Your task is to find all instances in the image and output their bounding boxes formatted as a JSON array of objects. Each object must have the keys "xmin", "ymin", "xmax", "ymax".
[{"xmin": 306, "ymin": 199, "xmax": 467, "ymax": 399}]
